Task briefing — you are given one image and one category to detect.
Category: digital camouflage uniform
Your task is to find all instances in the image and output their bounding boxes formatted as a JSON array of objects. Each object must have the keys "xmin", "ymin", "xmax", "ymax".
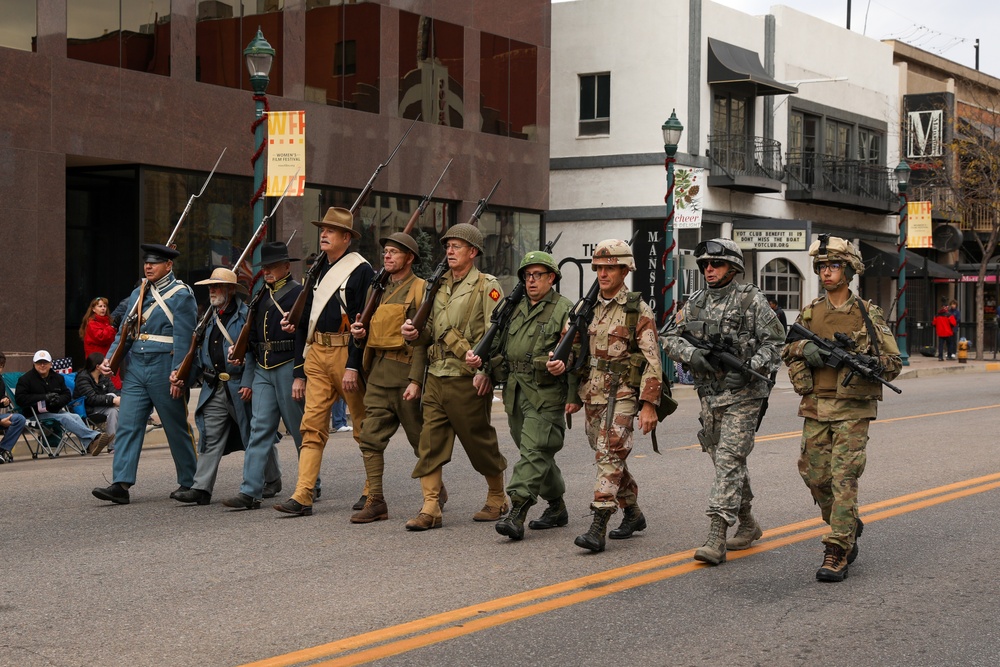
[
  {"xmin": 662, "ymin": 281, "xmax": 785, "ymax": 526},
  {"xmin": 783, "ymin": 293, "xmax": 901, "ymax": 551}
]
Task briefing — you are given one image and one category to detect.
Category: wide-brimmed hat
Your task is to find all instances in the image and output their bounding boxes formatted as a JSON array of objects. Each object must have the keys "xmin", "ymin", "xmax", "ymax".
[
  {"xmin": 260, "ymin": 241, "xmax": 300, "ymax": 266},
  {"xmin": 195, "ymin": 268, "xmax": 249, "ymax": 296},
  {"xmin": 379, "ymin": 232, "xmax": 420, "ymax": 259},
  {"xmin": 141, "ymin": 243, "xmax": 180, "ymax": 263},
  {"xmin": 311, "ymin": 207, "xmax": 360, "ymax": 239}
]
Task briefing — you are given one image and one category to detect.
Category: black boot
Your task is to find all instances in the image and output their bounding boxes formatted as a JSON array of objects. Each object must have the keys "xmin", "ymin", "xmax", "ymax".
[
  {"xmin": 496, "ymin": 496, "xmax": 535, "ymax": 541},
  {"xmin": 609, "ymin": 505, "xmax": 647, "ymax": 540},
  {"xmin": 92, "ymin": 483, "xmax": 130, "ymax": 505},
  {"xmin": 574, "ymin": 508, "xmax": 614, "ymax": 552},
  {"xmin": 173, "ymin": 488, "xmax": 211, "ymax": 505},
  {"xmin": 528, "ymin": 497, "xmax": 569, "ymax": 530}
]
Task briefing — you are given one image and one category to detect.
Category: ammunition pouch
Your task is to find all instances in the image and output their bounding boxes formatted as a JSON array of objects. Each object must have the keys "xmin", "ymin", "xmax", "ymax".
[
  {"xmin": 532, "ymin": 355, "xmax": 557, "ymax": 386},
  {"xmin": 787, "ymin": 359, "xmax": 814, "ymax": 396},
  {"xmin": 490, "ymin": 354, "xmax": 509, "ymax": 384},
  {"xmin": 440, "ymin": 326, "xmax": 471, "ymax": 360}
]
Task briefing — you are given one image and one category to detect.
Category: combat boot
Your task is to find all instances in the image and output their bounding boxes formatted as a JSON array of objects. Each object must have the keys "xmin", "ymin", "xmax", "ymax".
[
  {"xmin": 847, "ymin": 517, "xmax": 864, "ymax": 564},
  {"xmin": 495, "ymin": 496, "xmax": 535, "ymax": 541},
  {"xmin": 608, "ymin": 505, "xmax": 647, "ymax": 540},
  {"xmin": 694, "ymin": 515, "xmax": 728, "ymax": 565},
  {"xmin": 816, "ymin": 543, "xmax": 849, "ymax": 582},
  {"xmin": 574, "ymin": 508, "xmax": 614, "ymax": 553},
  {"xmin": 726, "ymin": 507, "xmax": 763, "ymax": 550},
  {"xmin": 350, "ymin": 494, "xmax": 388, "ymax": 523},
  {"xmin": 528, "ymin": 497, "xmax": 569, "ymax": 530}
]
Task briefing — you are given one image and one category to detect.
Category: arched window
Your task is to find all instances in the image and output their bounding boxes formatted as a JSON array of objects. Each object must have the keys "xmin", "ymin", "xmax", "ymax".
[{"xmin": 760, "ymin": 258, "xmax": 802, "ymax": 310}]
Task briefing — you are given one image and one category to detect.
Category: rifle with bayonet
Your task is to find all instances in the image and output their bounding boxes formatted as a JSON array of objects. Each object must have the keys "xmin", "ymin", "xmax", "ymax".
[
  {"xmin": 357, "ymin": 159, "xmax": 453, "ymax": 330},
  {"xmin": 286, "ymin": 117, "xmax": 419, "ymax": 329},
  {"xmin": 786, "ymin": 323, "xmax": 902, "ymax": 394},
  {"xmin": 108, "ymin": 148, "xmax": 227, "ymax": 374},
  {"xmin": 471, "ymin": 232, "xmax": 562, "ymax": 360},
  {"xmin": 409, "ymin": 178, "xmax": 502, "ymax": 334}
]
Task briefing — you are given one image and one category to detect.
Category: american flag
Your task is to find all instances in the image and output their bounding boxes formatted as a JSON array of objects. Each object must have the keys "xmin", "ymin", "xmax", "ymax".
[{"xmin": 52, "ymin": 357, "xmax": 74, "ymax": 374}]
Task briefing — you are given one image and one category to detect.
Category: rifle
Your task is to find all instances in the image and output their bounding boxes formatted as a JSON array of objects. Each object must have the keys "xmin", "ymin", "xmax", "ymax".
[
  {"xmin": 680, "ymin": 330, "xmax": 775, "ymax": 387},
  {"xmin": 108, "ymin": 148, "xmax": 227, "ymax": 374},
  {"xmin": 286, "ymin": 118, "xmax": 419, "ymax": 328},
  {"xmin": 471, "ymin": 232, "xmax": 562, "ymax": 360},
  {"xmin": 409, "ymin": 179, "xmax": 502, "ymax": 334},
  {"xmin": 357, "ymin": 159, "xmax": 453, "ymax": 330},
  {"xmin": 786, "ymin": 323, "xmax": 902, "ymax": 394}
]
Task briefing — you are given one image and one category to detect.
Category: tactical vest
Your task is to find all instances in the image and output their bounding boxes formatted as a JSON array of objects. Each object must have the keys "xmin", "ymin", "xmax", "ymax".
[{"xmin": 803, "ymin": 296, "xmax": 884, "ymax": 400}]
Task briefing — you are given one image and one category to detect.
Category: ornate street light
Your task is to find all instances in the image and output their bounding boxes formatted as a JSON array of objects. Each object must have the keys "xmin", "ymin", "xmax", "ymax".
[
  {"xmin": 661, "ymin": 109, "xmax": 684, "ymax": 379},
  {"xmin": 895, "ymin": 160, "xmax": 911, "ymax": 367},
  {"xmin": 244, "ymin": 28, "xmax": 275, "ymax": 270}
]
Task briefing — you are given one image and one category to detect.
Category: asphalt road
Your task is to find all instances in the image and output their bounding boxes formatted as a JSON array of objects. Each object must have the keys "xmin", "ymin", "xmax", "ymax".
[{"xmin": 3, "ymin": 368, "xmax": 999, "ymax": 667}]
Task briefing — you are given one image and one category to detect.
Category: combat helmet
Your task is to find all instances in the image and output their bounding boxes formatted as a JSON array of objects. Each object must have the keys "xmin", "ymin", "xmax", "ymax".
[
  {"xmin": 518, "ymin": 251, "xmax": 561, "ymax": 284},
  {"xmin": 591, "ymin": 239, "xmax": 636, "ymax": 271},
  {"xmin": 441, "ymin": 223, "xmax": 484, "ymax": 254},
  {"xmin": 694, "ymin": 238, "xmax": 744, "ymax": 274},
  {"xmin": 808, "ymin": 234, "xmax": 864, "ymax": 276}
]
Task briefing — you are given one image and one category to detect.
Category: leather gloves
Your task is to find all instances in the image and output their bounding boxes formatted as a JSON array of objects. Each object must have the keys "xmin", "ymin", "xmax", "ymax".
[
  {"xmin": 724, "ymin": 370, "xmax": 748, "ymax": 390},
  {"xmin": 688, "ymin": 349, "xmax": 715, "ymax": 375},
  {"xmin": 802, "ymin": 342, "xmax": 827, "ymax": 367}
]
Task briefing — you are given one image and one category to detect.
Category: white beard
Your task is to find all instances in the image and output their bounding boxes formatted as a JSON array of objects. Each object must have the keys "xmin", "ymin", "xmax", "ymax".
[{"xmin": 209, "ymin": 293, "xmax": 229, "ymax": 308}]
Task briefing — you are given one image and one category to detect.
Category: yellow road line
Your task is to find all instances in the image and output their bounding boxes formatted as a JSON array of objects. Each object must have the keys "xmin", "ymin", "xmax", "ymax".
[{"xmin": 240, "ymin": 472, "xmax": 1000, "ymax": 667}]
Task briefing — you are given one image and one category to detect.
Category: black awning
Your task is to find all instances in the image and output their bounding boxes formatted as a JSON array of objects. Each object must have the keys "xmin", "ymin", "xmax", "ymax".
[
  {"xmin": 861, "ymin": 241, "xmax": 962, "ymax": 279},
  {"xmin": 707, "ymin": 38, "xmax": 799, "ymax": 97}
]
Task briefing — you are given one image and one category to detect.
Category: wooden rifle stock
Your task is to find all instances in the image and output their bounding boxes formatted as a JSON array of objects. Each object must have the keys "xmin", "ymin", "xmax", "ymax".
[
  {"xmin": 175, "ymin": 307, "xmax": 214, "ymax": 383},
  {"xmin": 108, "ymin": 279, "xmax": 147, "ymax": 374},
  {"xmin": 229, "ymin": 288, "xmax": 267, "ymax": 362},
  {"xmin": 409, "ymin": 258, "xmax": 448, "ymax": 334}
]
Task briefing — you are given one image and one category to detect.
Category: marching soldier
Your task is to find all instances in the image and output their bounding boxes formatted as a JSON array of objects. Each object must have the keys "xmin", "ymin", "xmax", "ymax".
[
  {"xmin": 551, "ymin": 239, "xmax": 661, "ymax": 553},
  {"xmin": 92, "ymin": 243, "xmax": 198, "ymax": 505},
  {"xmin": 782, "ymin": 235, "xmax": 900, "ymax": 582},
  {"xmin": 466, "ymin": 250, "xmax": 576, "ymax": 540},
  {"xmin": 661, "ymin": 238, "xmax": 785, "ymax": 565}
]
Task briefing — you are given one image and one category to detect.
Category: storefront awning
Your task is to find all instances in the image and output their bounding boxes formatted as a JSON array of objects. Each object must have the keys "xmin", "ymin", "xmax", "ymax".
[
  {"xmin": 707, "ymin": 38, "xmax": 799, "ymax": 96},
  {"xmin": 860, "ymin": 241, "xmax": 962, "ymax": 279}
]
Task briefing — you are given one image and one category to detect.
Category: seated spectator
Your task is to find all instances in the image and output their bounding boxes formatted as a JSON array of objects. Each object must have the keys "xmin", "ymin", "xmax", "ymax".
[
  {"xmin": 0, "ymin": 351, "xmax": 26, "ymax": 464},
  {"xmin": 74, "ymin": 352, "xmax": 120, "ymax": 454},
  {"xmin": 15, "ymin": 350, "xmax": 113, "ymax": 455},
  {"xmin": 80, "ymin": 297, "xmax": 121, "ymax": 389}
]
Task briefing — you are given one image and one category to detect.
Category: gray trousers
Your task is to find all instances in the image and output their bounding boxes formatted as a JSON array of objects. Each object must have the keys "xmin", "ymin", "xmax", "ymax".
[
  {"xmin": 193, "ymin": 387, "xmax": 278, "ymax": 494},
  {"xmin": 90, "ymin": 405, "xmax": 119, "ymax": 437}
]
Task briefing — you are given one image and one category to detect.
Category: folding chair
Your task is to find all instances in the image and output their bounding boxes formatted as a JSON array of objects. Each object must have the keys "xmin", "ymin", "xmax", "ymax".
[
  {"xmin": 5, "ymin": 371, "xmax": 87, "ymax": 458},
  {"xmin": 64, "ymin": 373, "xmax": 108, "ymax": 434},
  {"xmin": 2, "ymin": 372, "xmax": 45, "ymax": 458}
]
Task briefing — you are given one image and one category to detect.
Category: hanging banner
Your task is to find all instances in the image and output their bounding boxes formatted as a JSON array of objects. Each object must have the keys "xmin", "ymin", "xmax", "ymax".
[
  {"xmin": 907, "ymin": 200, "xmax": 932, "ymax": 249},
  {"xmin": 674, "ymin": 167, "xmax": 703, "ymax": 229},
  {"xmin": 266, "ymin": 110, "xmax": 306, "ymax": 197}
]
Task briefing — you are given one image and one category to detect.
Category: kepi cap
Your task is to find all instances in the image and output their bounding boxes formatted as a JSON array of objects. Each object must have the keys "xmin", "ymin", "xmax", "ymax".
[{"xmin": 141, "ymin": 243, "xmax": 180, "ymax": 263}]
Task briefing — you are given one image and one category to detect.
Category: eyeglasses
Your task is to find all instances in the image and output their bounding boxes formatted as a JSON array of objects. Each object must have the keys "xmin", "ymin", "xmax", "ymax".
[
  {"xmin": 697, "ymin": 259, "xmax": 730, "ymax": 271},
  {"xmin": 816, "ymin": 261, "xmax": 844, "ymax": 272},
  {"xmin": 383, "ymin": 248, "xmax": 406, "ymax": 257},
  {"xmin": 523, "ymin": 271, "xmax": 552, "ymax": 282},
  {"xmin": 445, "ymin": 242, "xmax": 470, "ymax": 251}
]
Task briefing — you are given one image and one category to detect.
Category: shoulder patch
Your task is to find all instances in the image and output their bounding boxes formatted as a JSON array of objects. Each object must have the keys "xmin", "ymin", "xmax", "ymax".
[{"xmin": 488, "ymin": 288, "xmax": 501, "ymax": 302}]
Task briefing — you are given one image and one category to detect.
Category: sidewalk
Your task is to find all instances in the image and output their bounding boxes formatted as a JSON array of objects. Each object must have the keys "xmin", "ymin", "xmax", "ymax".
[{"xmin": 895, "ymin": 349, "xmax": 1000, "ymax": 380}]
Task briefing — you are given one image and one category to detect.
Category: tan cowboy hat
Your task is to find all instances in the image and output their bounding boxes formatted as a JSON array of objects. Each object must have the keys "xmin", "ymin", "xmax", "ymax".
[
  {"xmin": 311, "ymin": 206, "xmax": 360, "ymax": 239},
  {"xmin": 195, "ymin": 268, "xmax": 250, "ymax": 296}
]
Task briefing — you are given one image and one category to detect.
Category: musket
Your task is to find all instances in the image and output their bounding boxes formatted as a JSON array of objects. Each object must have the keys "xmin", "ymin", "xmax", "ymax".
[
  {"xmin": 786, "ymin": 323, "xmax": 902, "ymax": 394},
  {"xmin": 471, "ymin": 232, "xmax": 561, "ymax": 360},
  {"xmin": 357, "ymin": 159, "xmax": 453, "ymax": 330},
  {"xmin": 286, "ymin": 120, "xmax": 419, "ymax": 329},
  {"xmin": 108, "ymin": 148, "xmax": 227, "ymax": 374},
  {"xmin": 409, "ymin": 179, "xmax": 503, "ymax": 334}
]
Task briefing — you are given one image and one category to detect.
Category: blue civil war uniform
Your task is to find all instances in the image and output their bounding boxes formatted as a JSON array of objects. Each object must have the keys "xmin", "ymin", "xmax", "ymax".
[
  {"xmin": 239, "ymin": 276, "xmax": 305, "ymax": 500},
  {"xmin": 108, "ymin": 272, "xmax": 198, "ymax": 487}
]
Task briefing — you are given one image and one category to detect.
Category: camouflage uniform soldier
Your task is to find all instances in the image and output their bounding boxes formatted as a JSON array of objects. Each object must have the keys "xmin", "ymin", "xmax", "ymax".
[
  {"xmin": 661, "ymin": 238, "xmax": 785, "ymax": 566},
  {"xmin": 782, "ymin": 235, "xmax": 900, "ymax": 582},
  {"xmin": 552, "ymin": 239, "xmax": 661, "ymax": 553},
  {"xmin": 466, "ymin": 251, "xmax": 577, "ymax": 540}
]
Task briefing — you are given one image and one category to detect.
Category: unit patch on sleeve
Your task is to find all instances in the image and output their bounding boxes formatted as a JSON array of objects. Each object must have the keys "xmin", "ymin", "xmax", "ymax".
[{"xmin": 489, "ymin": 288, "xmax": 501, "ymax": 302}]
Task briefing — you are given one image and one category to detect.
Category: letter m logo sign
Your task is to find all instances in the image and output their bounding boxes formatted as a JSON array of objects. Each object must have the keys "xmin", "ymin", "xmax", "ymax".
[{"xmin": 907, "ymin": 110, "xmax": 942, "ymax": 158}]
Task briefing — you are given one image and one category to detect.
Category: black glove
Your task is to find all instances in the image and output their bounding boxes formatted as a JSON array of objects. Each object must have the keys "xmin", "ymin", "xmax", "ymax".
[
  {"xmin": 724, "ymin": 370, "xmax": 749, "ymax": 390},
  {"xmin": 45, "ymin": 392, "xmax": 60, "ymax": 404},
  {"xmin": 688, "ymin": 349, "xmax": 715, "ymax": 375}
]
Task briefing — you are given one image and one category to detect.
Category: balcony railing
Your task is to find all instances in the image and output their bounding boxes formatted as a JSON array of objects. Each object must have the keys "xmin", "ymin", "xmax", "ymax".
[
  {"xmin": 708, "ymin": 134, "xmax": 784, "ymax": 180},
  {"xmin": 786, "ymin": 152, "xmax": 896, "ymax": 206}
]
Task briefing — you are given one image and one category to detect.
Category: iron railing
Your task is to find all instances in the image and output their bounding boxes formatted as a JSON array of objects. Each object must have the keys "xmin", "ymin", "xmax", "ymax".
[
  {"xmin": 786, "ymin": 152, "xmax": 896, "ymax": 204},
  {"xmin": 708, "ymin": 134, "xmax": 784, "ymax": 180}
]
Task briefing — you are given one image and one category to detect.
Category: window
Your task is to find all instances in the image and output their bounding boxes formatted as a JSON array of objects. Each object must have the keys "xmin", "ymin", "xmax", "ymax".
[
  {"xmin": 825, "ymin": 119, "xmax": 852, "ymax": 160},
  {"xmin": 196, "ymin": 0, "xmax": 284, "ymax": 95},
  {"xmin": 2, "ymin": 2, "xmax": 35, "ymax": 51},
  {"xmin": 788, "ymin": 111, "xmax": 819, "ymax": 185},
  {"xmin": 760, "ymin": 258, "xmax": 802, "ymax": 310},
  {"xmin": 399, "ymin": 12, "xmax": 464, "ymax": 126},
  {"xmin": 858, "ymin": 127, "xmax": 883, "ymax": 164},
  {"xmin": 579, "ymin": 73, "xmax": 610, "ymax": 136},
  {"xmin": 68, "ymin": 0, "xmax": 171, "ymax": 74},
  {"xmin": 334, "ymin": 40, "xmax": 356, "ymax": 76},
  {"xmin": 481, "ymin": 33, "xmax": 538, "ymax": 139},
  {"xmin": 712, "ymin": 93, "xmax": 749, "ymax": 136}
]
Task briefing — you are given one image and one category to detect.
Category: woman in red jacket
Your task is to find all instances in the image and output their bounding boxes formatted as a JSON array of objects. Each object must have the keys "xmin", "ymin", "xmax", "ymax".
[
  {"xmin": 79, "ymin": 297, "xmax": 122, "ymax": 388},
  {"xmin": 932, "ymin": 305, "xmax": 957, "ymax": 362}
]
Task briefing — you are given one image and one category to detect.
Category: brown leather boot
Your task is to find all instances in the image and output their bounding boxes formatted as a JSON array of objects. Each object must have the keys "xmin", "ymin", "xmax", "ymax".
[
  {"xmin": 816, "ymin": 543, "xmax": 849, "ymax": 582},
  {"xmin": 406, "ymin": 468, "xmax": 443, "ymax": 530},
  {"xmin": 404, "ymin": 513, "xmax": 442, "ymax": 531},
  {"xmin": 474, "ymin": 473, "xmax": 508, "ymax": 521},
  {"xmin": 350, "ymin": 494, "xmax": 388, "ymax": 523}
]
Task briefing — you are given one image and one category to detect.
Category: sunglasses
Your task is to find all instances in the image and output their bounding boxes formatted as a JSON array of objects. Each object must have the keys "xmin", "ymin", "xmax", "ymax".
[{"xmin": 697, "ymin": 259, "xmax": 730, "ymax": 271}]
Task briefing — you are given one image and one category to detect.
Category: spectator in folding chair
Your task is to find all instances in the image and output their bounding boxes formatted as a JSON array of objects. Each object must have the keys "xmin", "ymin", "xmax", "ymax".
[
  {"xmin": 74, "ymin": 352, "xmax": 120, "ymax": 455},
  {"xmin": 15, "ymin": 350, "xmax": 112, "ymax": 455},
  {"xmin": 0, "ymin": 352, "xmax": 26, "ymax": 464}
]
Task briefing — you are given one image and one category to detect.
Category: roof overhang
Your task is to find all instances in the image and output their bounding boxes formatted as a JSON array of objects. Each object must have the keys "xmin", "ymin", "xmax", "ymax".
[
  {"xmin": 707, "ymin": 38, "xmax": 798, "ymax": 97},
  {"xmin": 861, "ymin": 240, "xmax": 962, "ymax": 279}
]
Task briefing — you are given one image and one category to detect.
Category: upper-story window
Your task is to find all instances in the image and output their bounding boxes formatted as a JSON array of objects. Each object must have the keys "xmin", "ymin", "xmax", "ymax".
[
  {"xmin": 2, "ymin": 2, "xmax": 36, "ymax": 51},
  {"xmin": 858, "ymin": 127, "xmax": 883, "ymax": 164},
  {"xmin": 399, "ymin": 12, "xmax": 464, "ymax": 126},
  {"xmin": 712, "ymin": 93, "xmax": 750, "ymax": 137},
  {"xmin": 68, "ymin": 0, "xmax": 171, "ymax": 74},
  {"xmin": 196, "ymin": 0, "xmax": 284, "ymax": 95},
  {"xmin": 304, "ymin": 1, "xmax": 379, "ymax": 112},
  {"xmin": 579, "ymin": 73, "xmax": 610, "ymax": 136},
  {"xmin": 481, "ymin": 33, "xmax": 538, "ymax": 139},
  {"xmin": 825, "ymin": 119, "xmax": 852, "ymax": 160}
]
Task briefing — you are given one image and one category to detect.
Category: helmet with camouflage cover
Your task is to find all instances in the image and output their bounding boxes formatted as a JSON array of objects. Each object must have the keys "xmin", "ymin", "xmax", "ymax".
[
  {"xmin": 441, "ymin": 223, "xmax": 485, "ymax": 254},
  {"xmin": 694, "ymin": 238, "xmax": 745, "ymax": 274},
  {"xmin": 809, "ymin": 234, "xmax": 864, "ymax": 276},
  {"xmin": 591, "ymin": 239, "xmax": 635, "ymax": 272},
  {"xmin": 518, "ymin": 250, "xmax": 561, "ymax": 284}
]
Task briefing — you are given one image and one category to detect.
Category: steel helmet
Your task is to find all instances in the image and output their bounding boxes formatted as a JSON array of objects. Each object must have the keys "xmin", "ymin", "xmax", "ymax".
[
  {"xmin": 809, "ymin": 234, "xmax": 865, "ymax": 276},
  {"xmin": 518, "ymin": 251, "xmax": 561, "ymax": 284},
  {"xmin": 694, "ymin": 238, "xmax": 745, "ymax": 274},
  {"xmin": 440, "ymin": 223, "xmax": 485, "ymax": 254},
  {"xmin": 591, "ymin": 239, "xmax": 635, "ymax": 271}
]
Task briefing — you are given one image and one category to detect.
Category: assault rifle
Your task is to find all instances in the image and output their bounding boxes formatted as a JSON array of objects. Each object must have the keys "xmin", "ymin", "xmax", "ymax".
[
  {"xmin": 409, "ymin": 179, "xmax": 502, "ymax": 334},
  {"xmin": 471, "ymin": 232, "xmax": 562, "ymax": 360},
  {"xmin": 679, "ymin": 331, "xmax": 775, "ymax": 387},
  {"xmin": 357, "ymin": 159, "xmax": 453, "ymax": 330},
  {"xmin": 786, "ymin": 323, "xmax": 902, "ymax": 394},
  {"xmin": 286, "ymin": 117, "xmax": 419, "ymax": 328},
  {"xmin": 108, "ymin": 148, "xmax": 227, "ymax": 374}
]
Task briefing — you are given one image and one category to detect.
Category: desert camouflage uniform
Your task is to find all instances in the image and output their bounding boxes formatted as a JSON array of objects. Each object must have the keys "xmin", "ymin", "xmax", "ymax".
[
  {"xmin": 661, "ymin": 281, "xmax": 784, "ymax": 526},
  {"xmin": 782, "ymin": 293, "xmax": 901, "ymax": 550},
  {"xmin": 576, "ymin": 285, "xmax": 662, "ymax": 511}
]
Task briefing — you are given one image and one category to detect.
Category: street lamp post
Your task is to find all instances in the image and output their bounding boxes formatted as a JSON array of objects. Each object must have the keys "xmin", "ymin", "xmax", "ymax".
[
  {"xmin": 244, "ymin": 28, "xmax": 275, "ymax": 270},
  {"xmin": 661, "ymin": 109, "xmax": 684, "ymax": 379},
  {"xmin": 895, "ymin": 160, "xmax": 911, "ymax": 367}
]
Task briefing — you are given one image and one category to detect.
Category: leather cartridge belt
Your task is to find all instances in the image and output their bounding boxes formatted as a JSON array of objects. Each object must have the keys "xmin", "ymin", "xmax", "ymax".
[
  {"xmin": 508, "ymin": 360, "xmax": 535, "ymax": 375},
  {"xmin": 373, "ymin": 348, "xmax": 413, "ymax": 364},
  {"xmin": 254, "ymin": 339, "xmax": 295, "ymax": 357},
  {"xmin": 313, "ymin": 331, "xmax": 351, "ymax": 347},
  {"xmin": 427, "ymin": 343, "xmax": 457, "ymax": 363},
  {"xmin": 136, "ymin": 333, "xmax": 173, "ymax": 344},
  {"xmin": 589, "ymin": 356, "xmax": 629, "ymax": 375}
]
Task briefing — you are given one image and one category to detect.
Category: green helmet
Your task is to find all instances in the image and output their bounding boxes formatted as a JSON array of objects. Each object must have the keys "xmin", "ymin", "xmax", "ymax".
[
  {"xmin": 518, "ymin": 251, "xmax": 561, "ymax": 284},
  {"xmin": 441, "ymin": 223, "xmax": 485, "ymax": 254}
]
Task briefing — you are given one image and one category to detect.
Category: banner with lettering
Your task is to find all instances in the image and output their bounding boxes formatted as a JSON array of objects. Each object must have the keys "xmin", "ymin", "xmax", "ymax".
[
  {"xmin": 673, "ymin": 167, "xmax": 703, "ymax": 229},
  {"xmin": 266, "ymin": 110, "xmax": 306, "ymax": 197},
  {"xmin": 907, "ymin": 200, "xmax": 933, "ymax": 249}
]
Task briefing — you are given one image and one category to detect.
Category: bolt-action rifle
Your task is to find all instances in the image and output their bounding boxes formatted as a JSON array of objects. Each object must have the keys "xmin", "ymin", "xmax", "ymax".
[
  {"xmin": 108, "ymin": 147, "xmax": 227, "ymax": 374},
  {"xmin": 357, "ymin": 159, "xmax": 453, "ymax": 331},
  {"xmin": 286, "ymin": 117, "xmax": 419, "ymax": 329},
  {"xmin": 409, "ymin": 179, "xmax": 502, "ymax": 334},
  {"xmin": 786, "ymin": 323, "xmax": 902, "ymax": 394}
]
